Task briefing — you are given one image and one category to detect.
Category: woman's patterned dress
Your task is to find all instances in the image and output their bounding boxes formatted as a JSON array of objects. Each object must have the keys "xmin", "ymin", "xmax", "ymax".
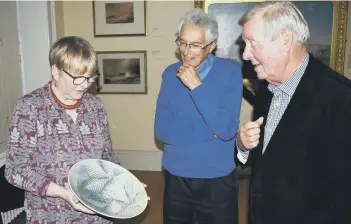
[{"xmin": 5, "ymin": 83, "xmax": 118, "ymax": 223}]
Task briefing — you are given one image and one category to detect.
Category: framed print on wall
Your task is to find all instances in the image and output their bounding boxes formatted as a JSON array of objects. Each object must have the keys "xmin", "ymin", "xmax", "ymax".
[
  {"xmin": 93, "ymin": 1, "xmax": 147, "ymax": 37},
  {"xmin": 195, "ymin": 0, "xmax": 348, "ymax": 95},
  {"xmin": 97, "ymin": 51, "xmax": 147, "ymax": 94}
]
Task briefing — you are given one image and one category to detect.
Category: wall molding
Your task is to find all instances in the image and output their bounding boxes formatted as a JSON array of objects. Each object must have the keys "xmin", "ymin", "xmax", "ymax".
[
  {"xmin": 114, "ymin": 149, "xmax": 163, "ymax": 171},
  {"xmin": 16, "ymin": 1, "xmax": 52, "ymax": 94}
]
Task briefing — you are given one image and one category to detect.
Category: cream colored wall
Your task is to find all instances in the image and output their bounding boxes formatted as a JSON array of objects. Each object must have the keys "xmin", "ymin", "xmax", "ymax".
[
  {"xmin": 60, "ymin": 1, "xmax": 194, "ymax": 151},
  {"xmin": 55, "ymin": 1, "xmax": 64, "ymax": 39}
]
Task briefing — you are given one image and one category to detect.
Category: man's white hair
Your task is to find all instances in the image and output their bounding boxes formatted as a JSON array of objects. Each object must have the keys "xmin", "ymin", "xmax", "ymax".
[
  {"xmin": 239, "ymin": 1, "xmax": 310, "ymax": 44},
  {"xmin": 178, "ymin": 8, "xmax": 219, "ymax": 43}
]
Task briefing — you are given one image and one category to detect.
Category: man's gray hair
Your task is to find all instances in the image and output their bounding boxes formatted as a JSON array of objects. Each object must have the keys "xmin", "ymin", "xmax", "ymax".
[
  {"xmin": 239, "ymin": 1, "xmax": 310, "ymax": 44},
  {"xmin": 178, "ymin": 8, "xmax": 219, "ymax": 43}
]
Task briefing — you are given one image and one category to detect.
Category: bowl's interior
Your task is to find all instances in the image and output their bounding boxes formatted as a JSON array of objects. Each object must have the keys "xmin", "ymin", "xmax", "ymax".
[{"xmin": 68, "ymin": 159, "xmax": 147, "ymax": 219}]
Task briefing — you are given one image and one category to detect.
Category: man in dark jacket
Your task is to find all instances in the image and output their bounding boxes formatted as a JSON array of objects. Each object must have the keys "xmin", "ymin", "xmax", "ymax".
[{"xmin": 236, "ymin": 2, "xmax": 351, "ymax": 224}]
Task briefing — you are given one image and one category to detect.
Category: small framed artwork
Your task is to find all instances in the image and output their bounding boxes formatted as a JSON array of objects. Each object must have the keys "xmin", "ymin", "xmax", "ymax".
[
  {"xmin": 93, "ymin": 1, "xmax": 147, "ymax": 37},
  {"xmin": 97, "ymin": 51, "xmax": 147, "ymax": 94}
]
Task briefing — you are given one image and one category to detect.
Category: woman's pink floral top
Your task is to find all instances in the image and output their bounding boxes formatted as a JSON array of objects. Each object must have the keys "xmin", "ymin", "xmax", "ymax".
[{"xmin": 5, "ymin": 83, "xmax": 118, "ymax": 223}]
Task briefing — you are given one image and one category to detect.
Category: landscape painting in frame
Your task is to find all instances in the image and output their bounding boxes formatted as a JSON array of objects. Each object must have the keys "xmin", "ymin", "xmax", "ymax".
[
  {"xmin": 97, "ymin": 51, "xmax": 147, "ymax": 94},
  {"xmin": 93, "ymin": 1, "xmax": 146, "ymax": 36},
  {"xmin": 197, "ymin": 0, "xmax": 348, "ymax": 94}
]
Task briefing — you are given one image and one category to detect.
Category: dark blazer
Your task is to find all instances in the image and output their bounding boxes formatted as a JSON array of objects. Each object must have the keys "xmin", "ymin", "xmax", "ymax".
[{"xmin": 238, "ymin": 54, "xmax": 351, "ymax": 224}]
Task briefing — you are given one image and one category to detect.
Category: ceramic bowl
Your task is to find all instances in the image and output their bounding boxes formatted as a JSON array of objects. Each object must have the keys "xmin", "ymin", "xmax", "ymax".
[{"xmin": 68, "ymin": 159, "xmax": 148, "ymax": 219}]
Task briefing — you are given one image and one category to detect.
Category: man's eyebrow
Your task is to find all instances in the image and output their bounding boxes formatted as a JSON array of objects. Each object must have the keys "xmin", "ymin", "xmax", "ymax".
[{"xmin": 179, "ymin": 38, "xmax": 203, "ymax": 45}]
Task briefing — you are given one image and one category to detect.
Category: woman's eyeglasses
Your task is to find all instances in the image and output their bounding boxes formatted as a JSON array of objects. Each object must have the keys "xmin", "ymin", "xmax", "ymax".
[{"xmin": 62, "ymin": 69, "xmax": 99, "ymax": 85}]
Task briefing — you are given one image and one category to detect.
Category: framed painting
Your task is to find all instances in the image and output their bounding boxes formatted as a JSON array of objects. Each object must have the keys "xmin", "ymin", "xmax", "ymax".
[
  {"xmin": 93, "ymin": 1, "xmax": 147, "ymax": 37},
  {"xmin": 97, "ymin": 51, "xmax": 147, "ymax": 94},
  {"xmin": 195, "ymin": 0, "xmax": 348, "ymax": 95}
]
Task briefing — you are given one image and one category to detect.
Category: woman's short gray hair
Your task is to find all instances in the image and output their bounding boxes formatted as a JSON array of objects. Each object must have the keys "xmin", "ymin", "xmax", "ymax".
[
  {"xmin": 239, "ymin": 1, "xmax": 310, "ymax": 44},
  {"xmin": 178, "ymin": 8, "xmax": 218, "ymax": 43}
]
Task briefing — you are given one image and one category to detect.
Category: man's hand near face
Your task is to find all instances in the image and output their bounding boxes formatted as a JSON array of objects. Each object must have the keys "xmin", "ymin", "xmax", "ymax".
[{"xmin": 177, "ymin": 63, "xmax": 202, "ymax": 90}]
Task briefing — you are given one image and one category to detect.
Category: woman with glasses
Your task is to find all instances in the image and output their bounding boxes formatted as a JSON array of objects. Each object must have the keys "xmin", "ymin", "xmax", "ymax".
[{"xmin": 5, "ymin": 36, "xmax": 118, "ymax": 223}]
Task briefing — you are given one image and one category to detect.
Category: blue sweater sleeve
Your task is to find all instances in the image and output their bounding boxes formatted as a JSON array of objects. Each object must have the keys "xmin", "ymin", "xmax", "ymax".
[
  {"xmin": 154, "ymin": 68, "xmax": 193, "ymax": 146},
  {"xmin": 189, "ymin": 63, "xmax": 243, "ymax": 141}
]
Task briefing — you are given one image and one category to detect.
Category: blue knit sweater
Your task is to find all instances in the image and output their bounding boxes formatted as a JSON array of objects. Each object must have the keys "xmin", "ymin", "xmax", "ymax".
[{"xmin": 155, "ymin": 56, "xmax": 243, "ymax": 178}]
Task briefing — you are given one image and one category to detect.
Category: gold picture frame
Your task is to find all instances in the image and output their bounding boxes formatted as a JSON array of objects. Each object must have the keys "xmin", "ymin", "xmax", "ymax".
[
  {"xmin": 96, "ymin": 51, "xmax": 147, "ymax": 94},
  {"xmin": 195, "ymin": 0, "xmax": 348, "ymax": 93}
]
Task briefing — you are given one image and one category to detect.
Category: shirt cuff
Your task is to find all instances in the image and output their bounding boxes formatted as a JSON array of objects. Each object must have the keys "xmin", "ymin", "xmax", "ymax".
[
  {"xmin": 236, "ymin": 140, "xmax": 249, "ymax": 164},
  {"xmin": 38, "ymin": 177, "xmax": 53, "ymax": 197}
]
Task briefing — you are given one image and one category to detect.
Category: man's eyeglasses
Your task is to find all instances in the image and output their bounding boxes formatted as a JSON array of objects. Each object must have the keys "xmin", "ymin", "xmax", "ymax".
[
  {"xmin": 62, "ymin": 69, "xmax": 99, "ymax": 85},
  {"xmin": 175, "ymin": 37, "xmax": 213, "ymax": 54}
]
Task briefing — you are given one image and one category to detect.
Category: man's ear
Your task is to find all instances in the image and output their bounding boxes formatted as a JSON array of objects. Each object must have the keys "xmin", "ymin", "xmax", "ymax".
[
  {"xmin": 209, "ymin": 42, "xmax": 217, "ymax": 54},
  {"xmin": 281, "ymin": 29, "xmax": 293, "ymax": 52}
]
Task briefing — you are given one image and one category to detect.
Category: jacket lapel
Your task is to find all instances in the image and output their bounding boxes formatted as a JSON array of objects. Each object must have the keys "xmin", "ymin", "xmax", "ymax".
[
  {"xmin": 262, "ymin": 55, "xmax": 318, "ymax": 156},
  {"xmin": 253, "ymin": 81, "xmax": 273, "ymax": 155}
]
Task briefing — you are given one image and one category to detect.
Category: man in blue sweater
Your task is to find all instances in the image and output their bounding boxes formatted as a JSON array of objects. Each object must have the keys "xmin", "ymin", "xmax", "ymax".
[{"xmin": 155, "ymin": 8, "xmax": 243, "ymax": 224}]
